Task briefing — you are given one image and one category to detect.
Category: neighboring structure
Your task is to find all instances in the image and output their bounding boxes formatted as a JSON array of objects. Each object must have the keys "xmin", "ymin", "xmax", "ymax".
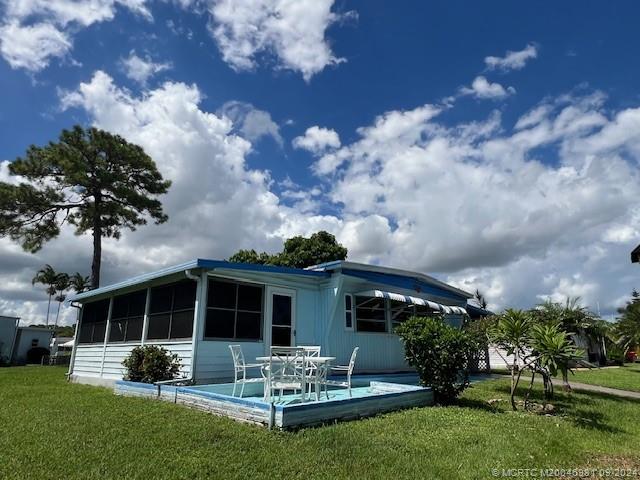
[
  {"xmin": 11, "ymin": 326, "xmax": 54, "ymax": 364},
  {"xmin": 68, "ymin": 259, "xmax": 472, "ymax": 386},
  {"xmin": 0, "ymin": 315, "xmax": 20, "ymax": 363},
  {"xmin": 631, "ymin": 244, "xmax": 640, "ymax": 263},
  {"xmin": 50, "ymin": 336, "xmax": 74, "ymax": 356}
]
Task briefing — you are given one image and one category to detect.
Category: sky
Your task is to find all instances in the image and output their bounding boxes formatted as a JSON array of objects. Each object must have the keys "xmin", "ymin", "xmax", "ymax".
[{"xmin": 2, "ymin": 0, "xmax": 640, "ymax": 326}]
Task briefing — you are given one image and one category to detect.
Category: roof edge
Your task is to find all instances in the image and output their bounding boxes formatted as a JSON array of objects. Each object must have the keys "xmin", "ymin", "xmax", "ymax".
[
  {"xmin": 308, "ymin": 261, "xmax": 473, "ymax": 299},
  {"xmin": 70, "ymin": 259, "xmax": 329, "ymax": 302}
]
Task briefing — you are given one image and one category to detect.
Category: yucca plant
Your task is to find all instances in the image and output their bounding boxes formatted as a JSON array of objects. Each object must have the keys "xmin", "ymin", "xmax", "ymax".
[
  {"xmin": 530, "ymin": 323, "xmax": 583, "ymax": 396},
  {"xmin": 488, "ymin": 309, "xmax": 532, "ymax": 410}
]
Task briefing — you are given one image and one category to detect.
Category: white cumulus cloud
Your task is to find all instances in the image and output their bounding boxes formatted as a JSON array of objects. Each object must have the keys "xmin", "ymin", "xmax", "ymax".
[
  {"xmin": 219, "ymin": 100, "xmax": 283, "ymax": 146},
  {"xmin": 292, "ymin": 126, "xmax": 341, "ymax": 154},
  {"xmin": 485, "ymin": 43, "xmax": 538, "ymax": 71},
  {"xmin": 460, "ymin": 76, "xmax": 515, "ymax": 100},
  {"xmin": 207, "ymin": 0, "xmax": 351, "ymax": 81},
  {"xmin": 120, "ymin": 51, "xmax": 172, "ymax": 86},
  {"xmin": 0, "ymin": 0, "xmax": 152, "ymax": 72},
  {"xmin": 0, "ymin": 20, "xmax": 71, "ymax": 71}
]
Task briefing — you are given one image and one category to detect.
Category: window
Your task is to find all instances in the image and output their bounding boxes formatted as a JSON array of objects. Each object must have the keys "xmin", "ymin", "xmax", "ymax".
[
  {"xmin": 205, "ymin": 279, "xmax": 263, "ymax": 340},
  {"xmin": 345, "ymin": 294, "xmax": 354, "ymax": 330},
  {"xmin": 108, "ymin": 290, "xmax": 146, "ymax": 343},
  {"xmin": 78, "ymin": 299, "xmax": 110, "ymax": 344},
  {"xmin": 147, "ymin": 281, "xmax": 196, "ymax": 340},
  {"xmin": 355, "ymin": 296, "xmax": 388, "ymax": 333},
  {"xmin": 390, "ymin": 300, "xmax": 415, "ymax": 331},
  {"xmin": 31, "ymin": 339, "xmax": 39, "ymax": 347}
]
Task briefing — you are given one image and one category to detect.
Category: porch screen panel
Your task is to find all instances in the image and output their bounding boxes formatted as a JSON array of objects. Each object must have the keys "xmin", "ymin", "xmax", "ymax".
[
  {"xmin": 147, "ymin": 280, "xmax": 196, "ymax": 340},
  {"xmin": 78, "ymin": 299, "xmax": 110, "ymax": 344},
  {"xmin": 108, "ymin": 289, "xmax": 146, "ymax": 342},
  {"xmin": 204, "ymin": 279, "xmax": 263, "ymax": 341}
]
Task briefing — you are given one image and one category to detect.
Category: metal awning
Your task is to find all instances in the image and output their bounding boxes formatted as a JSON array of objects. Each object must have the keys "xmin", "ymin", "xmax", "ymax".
[{"xmin": 355, "ymin": 290, "xmax": 468, "ymax": 315}]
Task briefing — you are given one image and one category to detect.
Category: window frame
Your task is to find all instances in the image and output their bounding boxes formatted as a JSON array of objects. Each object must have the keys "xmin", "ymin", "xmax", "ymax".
[
  {"xmin": 354, "ymin": 295, "xmax": 389, "ymax": 334},
  {"xmin": 107, "ymin": 290, "xmax": 147, "ymax": 344},
  {"xmin": 204, "ymin": 278, "xmax": 264, "ymax": 342},
  {"xmin": 352, "ymin": 296, "xmax": 445, "ymax": 334},
  {"xmin": 344, "ymin": 294, "xmax": 354, "ymax": 331},
  {"xmin": 146, "ymin": 280, "xmax": 196, "ymax": 341},
  {"xmin": 77, "ymin": 299, "xmax": 110, "ymax": 345}
]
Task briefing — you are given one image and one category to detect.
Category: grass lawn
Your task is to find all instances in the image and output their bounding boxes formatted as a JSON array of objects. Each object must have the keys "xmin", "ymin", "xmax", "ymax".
[
  {"xmin": 495, "ymin": 363, "xmax": 640, "ymax": 393},
  {"xmin": 568, "ymin": 363, "xmax": 640, "ymax": 392},
  {"xmin": 2, "ymin": 367, "xmax": 640, "ymax": 480}
]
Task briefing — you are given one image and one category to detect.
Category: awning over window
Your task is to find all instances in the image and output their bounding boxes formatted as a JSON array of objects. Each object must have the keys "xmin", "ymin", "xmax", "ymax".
[{"xmin": 355, "ymin": 290, "xmax": 468, "ymax": 315}]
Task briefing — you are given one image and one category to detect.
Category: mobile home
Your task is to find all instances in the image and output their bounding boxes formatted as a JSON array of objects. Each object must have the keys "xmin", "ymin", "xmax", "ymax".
[{"xmin": 68, "ymin": 259, "xmax": 472, "ymax": 386}]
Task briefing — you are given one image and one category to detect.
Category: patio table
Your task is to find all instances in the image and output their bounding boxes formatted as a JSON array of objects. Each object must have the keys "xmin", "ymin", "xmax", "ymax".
[{"xmin": 256, "ymin": 356, "xmax": 336, "ymax": 401}]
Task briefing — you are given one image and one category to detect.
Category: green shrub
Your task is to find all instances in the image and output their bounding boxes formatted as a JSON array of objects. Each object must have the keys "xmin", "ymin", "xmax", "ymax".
[
  {"xmin": 122, "ymin": 345, "xmax": 181, "ymax": 383},
  {"xmin": 396, "ymin": 316, "xmax": 477, "ymax": 404}
]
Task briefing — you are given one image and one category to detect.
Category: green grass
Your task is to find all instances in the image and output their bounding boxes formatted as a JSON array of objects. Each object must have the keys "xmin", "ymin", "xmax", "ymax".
[
  {"xmin": 495, "ymin": 363, "xmax": 640, "ymax": 393},
  {"xmin": 1, "ymin": 367, "xmax": 640, "ymax": 480},
  {"xmin": 568, "ymin": 363, "xmax": 640, "ymax": 392}
]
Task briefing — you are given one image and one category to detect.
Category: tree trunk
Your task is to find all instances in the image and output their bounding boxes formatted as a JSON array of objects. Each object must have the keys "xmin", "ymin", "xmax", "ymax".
[
  {"xmin": 45, "ymin": 294, "xmax": 52, "ymax": 327},
  {"xmin": 91, "ymin": 195, "xmax": 102, "ymax": 289},
  {"xmin": 54, "ymin": 299, "xmax": 62, "ymax": 328},
  {"xmin": 561, "ymin": 369, "xmax": 572, "ymax": 392},
  {"xmin": 524, "ymin": 370, "xmax": 535, "ymax": 410}
]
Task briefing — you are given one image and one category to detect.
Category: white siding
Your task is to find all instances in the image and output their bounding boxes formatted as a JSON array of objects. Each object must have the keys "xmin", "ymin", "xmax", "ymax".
[
  {"xmin": 72, "ymin": 342, "xmax": 193, "ymax": 380},
  {"xmin": 73, "ymin": 345, "xmax": 104, "ymax": 377},
  {"xmin": 487, "ymin": 344, "xmax": 530, "ymax": 370},
  {"xmin": 195, "ymin": 341, "xmax": 264, "ymax": 382}
]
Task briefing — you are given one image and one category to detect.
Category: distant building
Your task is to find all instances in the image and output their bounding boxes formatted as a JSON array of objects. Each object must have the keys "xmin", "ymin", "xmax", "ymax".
[
  {"xmin": 0, "ymin": 316, "xmax": 54, "ymax": 365},
  {"xmin": 11, "ymin": 326, "xmax": 54, "ymax": 364},
  {"xmin": 0, "ymin": 316, "xmax": 20, "ymax": 363}
]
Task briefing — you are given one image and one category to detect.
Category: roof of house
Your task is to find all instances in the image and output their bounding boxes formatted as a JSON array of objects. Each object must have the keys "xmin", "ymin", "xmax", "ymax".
[
  {"xmin": 70, "ymin": 258, "xmax": 472, "ymax": 302},
  {"xmin": 465, "ymin": 304, "xmax": 494, "ymax": 318},
  {"xmin": 18, "ymin": 326, "xmax": 53, "ymax": 333},
  {"xmin": 308, "ymin": 261, "xmax": 473, "ymax": 299},
  {"xmin": 70, "ymin": 259, "xmax": 329, "ymax": 302}
]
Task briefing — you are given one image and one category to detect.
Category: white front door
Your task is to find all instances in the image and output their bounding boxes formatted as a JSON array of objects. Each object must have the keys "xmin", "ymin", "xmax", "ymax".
[{"xmin": 265, "ymin": 287, "xmax": 296, "ymax": 349}]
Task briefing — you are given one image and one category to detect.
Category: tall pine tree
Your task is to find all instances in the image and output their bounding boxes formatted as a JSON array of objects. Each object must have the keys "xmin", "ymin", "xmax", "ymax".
[{"xmin": 0, "ymin": 126, "xmax": 171, "ymax": 288}]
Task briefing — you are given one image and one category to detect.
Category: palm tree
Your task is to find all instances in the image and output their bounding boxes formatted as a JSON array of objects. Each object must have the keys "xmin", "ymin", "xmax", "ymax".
[
  {"xmin": 474, "ymin": 290, "xmax": 488, "ymax": 310},
  {"xmin": 488, "ymin": 309, "xmax": 531, "ymax": 410},
  {"xmin": 53, "ymin": 273, "xmax": 69, "ymax": 329},
  {"xmin": 32, "ymin": 264, "xmax": 59, "ymax": 327},
  {"xmin": 530, "ymin": 323, "xmax": 583, "ymax": 394},
  {"xmin": 615, "ymin": 294, "xmax": 640, "ymax": 356},
  {"xmin": 69, "ymin": 273, "xmax": 92, "ymax": 294}
]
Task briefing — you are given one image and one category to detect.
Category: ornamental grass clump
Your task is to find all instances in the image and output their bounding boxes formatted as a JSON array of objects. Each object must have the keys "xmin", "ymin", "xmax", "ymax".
[{"xmin": 396, "ymin": 316, "xmax": 478, "ymax": 404}]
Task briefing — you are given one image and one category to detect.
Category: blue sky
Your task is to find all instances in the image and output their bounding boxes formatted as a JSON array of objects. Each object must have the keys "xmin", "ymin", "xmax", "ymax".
[{"xmin": 1, "ymin": 0, "xmax": 640, "ymax": 324}]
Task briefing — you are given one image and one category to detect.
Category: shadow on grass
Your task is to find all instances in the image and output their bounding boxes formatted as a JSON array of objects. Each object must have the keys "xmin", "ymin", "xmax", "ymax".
[{"xmin": 458, "ymin": 381, "xmax": 625, "ymax": 434}]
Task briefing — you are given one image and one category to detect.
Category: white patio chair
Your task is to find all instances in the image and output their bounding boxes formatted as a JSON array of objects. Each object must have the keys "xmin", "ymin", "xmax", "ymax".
[
  {"xmin": 300, "ymin": 346, "xmax": 322, "ymax": 399},
  {"xmin": 229, "ymin": 344, "xmax": 265, "ymax": 398},
  {"xmin": 266, "ymin": 347, "xmax": 307, "ymax": 403},
  {"xmin": 324, "ymin": 347, "xmax": 359, "ymax": 398}
]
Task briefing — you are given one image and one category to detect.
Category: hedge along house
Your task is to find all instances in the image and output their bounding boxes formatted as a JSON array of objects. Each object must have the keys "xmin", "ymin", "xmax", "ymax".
[{"xmin": 68, "ymin": 259, "xmax": 472, "ymax": 386}]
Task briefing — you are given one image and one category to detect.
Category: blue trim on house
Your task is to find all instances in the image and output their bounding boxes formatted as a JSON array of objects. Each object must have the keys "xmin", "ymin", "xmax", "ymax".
[
  {"xmin": 342, "ymin": 269, "xmax": 466, "ymax": 301},
  {"xmin": 196, "ymin": 259, "xmax": 330, "ymax": 278},
  {"xmin": 466, "ymin": 304, "xmax": 494, "ymax": 317}
]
